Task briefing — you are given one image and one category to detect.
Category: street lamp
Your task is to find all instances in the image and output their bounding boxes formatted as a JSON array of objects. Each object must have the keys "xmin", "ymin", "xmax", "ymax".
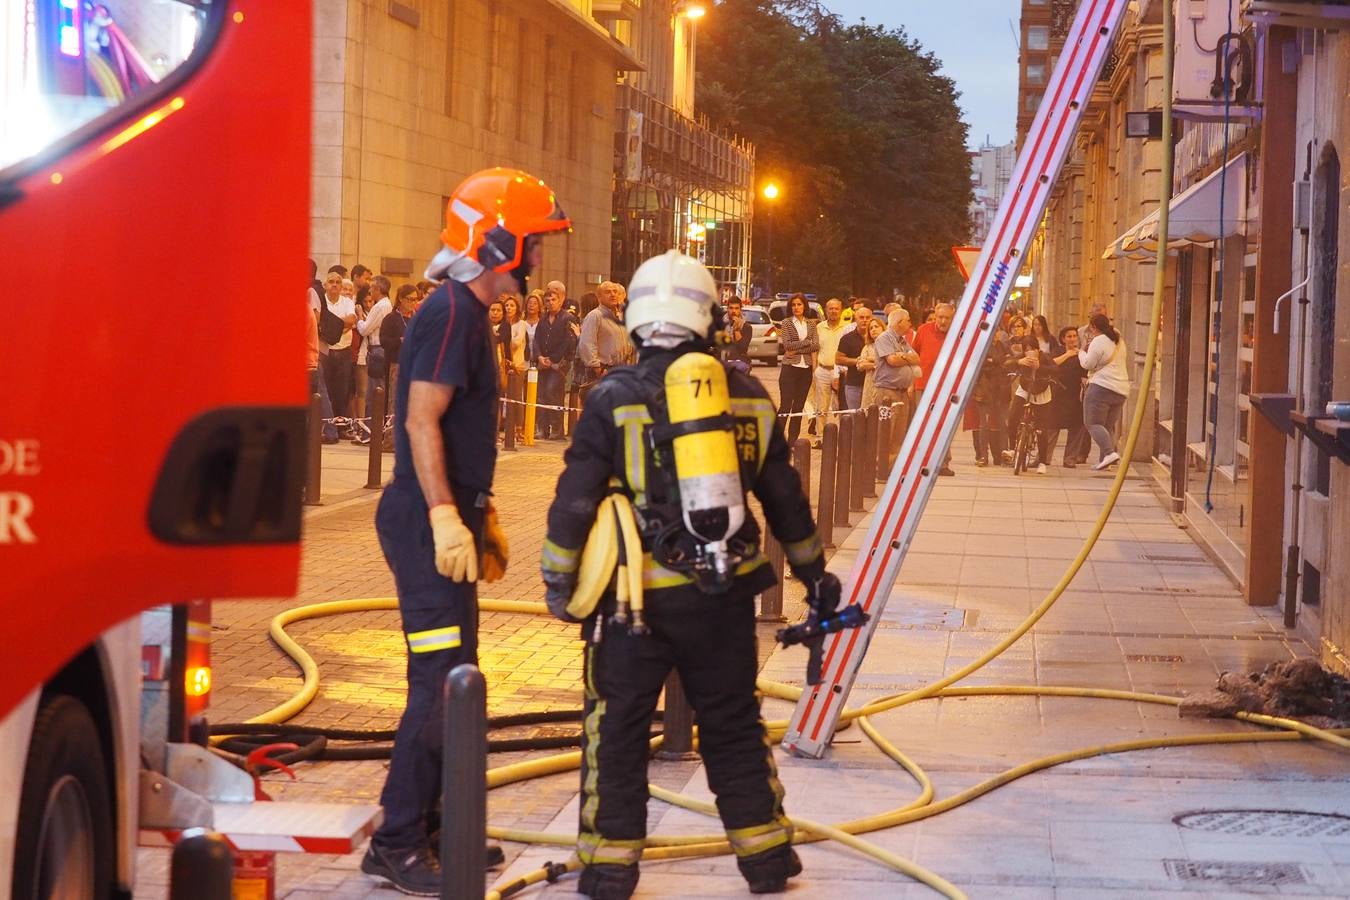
[
  {"xmin": 761, "ymin": 181, "xmax": 781, "ymax": 298},
  {"xmin": 677, "ymin": 2, "xmax": 707, "ymax": 19}
]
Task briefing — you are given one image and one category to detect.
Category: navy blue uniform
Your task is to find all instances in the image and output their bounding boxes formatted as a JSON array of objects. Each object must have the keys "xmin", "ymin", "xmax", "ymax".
[{"xmin": 373, "ymin": 280, "xmax": 497, "ymax": 851}]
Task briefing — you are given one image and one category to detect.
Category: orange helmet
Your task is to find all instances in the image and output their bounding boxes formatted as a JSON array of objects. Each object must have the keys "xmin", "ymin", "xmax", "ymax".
[{"xmin": 441, "ymin": 168, "xmax": 571, "ymax": 273}]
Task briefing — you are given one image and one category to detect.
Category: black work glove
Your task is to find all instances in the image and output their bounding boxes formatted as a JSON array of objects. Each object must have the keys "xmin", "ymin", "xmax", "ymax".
[
  {"xmin": 543, "ymin": 571, "xmax": 581, "ymax": 623},
  {"xmin": 804, "ymin": 572, "xmax": 842, "ymax": 618}
]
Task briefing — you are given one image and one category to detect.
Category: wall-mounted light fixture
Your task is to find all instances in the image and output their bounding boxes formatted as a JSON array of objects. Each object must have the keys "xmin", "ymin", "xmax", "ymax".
[{"xmin": 1125, "ymin": 110, "xmax": 1165, "ymax": 139}]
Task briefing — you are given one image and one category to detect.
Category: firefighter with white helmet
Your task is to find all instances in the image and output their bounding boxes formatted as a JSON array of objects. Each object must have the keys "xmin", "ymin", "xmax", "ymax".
[{"xmin": 541, "ymin": 250, "xmax": 839, "ymax": 898}]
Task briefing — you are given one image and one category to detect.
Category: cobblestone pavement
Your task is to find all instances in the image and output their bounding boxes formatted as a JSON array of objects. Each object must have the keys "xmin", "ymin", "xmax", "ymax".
[
  {"xmin": 136, "ymin": 367, "xmax": 1350, "ymax": 899},
  {"xmin": 134, "ymin": 366, "xmax": 813, "ymax": 898}
]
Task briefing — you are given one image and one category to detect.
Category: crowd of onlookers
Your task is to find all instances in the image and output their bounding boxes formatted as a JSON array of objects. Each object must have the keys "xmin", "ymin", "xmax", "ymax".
[
  {"xmin": 306, "ymin": 262, "xmax": 1129, "ymax": 471},
  {"xmin": 306, "ymin": 260, "xmax": 431, "ymax": 444},
  {"xmin": 737, "ymin": 293, "xmax": 1130, "ymax": 475},
  {"xmin": 305, "ymin": 260, "xmax": 634, "ymax": 445}
]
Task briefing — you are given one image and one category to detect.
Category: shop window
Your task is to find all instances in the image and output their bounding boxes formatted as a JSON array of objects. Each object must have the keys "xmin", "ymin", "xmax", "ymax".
[
  {"xmin": 1310, "ymin": 145, "xmax": 1340, "ymax": 496},
  {"xmin": 1, "ymin": 0, "xmax": 220, "ymax": 176}
]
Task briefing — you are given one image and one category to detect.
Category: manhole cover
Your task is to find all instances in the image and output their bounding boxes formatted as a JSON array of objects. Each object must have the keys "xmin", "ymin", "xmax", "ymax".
[
  {"xmin": 1126, "ymin": 654, "xmax": 1184, "ymax": 663},
  {"xmin": 1175, "ymin": 809, "xmax": 1350, "ymax": 840},
  {"xmin": 1164, "ymin": 859, "xmax": 1305, "ymax": 885}
]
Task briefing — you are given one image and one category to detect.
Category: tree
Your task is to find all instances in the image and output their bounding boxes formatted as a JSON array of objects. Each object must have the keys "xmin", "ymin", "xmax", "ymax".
[{"xmin": 698, "ymin": 1, "xmax": 973, "ymax": 298}]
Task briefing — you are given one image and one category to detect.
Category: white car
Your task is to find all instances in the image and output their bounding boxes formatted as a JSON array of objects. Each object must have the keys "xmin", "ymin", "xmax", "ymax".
[{"xmin": 740, "ymin": 305, "xmax": 780, "ymax": 365}]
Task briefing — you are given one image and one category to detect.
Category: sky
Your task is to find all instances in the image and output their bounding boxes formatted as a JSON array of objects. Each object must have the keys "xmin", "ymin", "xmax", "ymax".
[{"xmin": 818, "ymin": 0, "xmax": 1023, "ymax": 150}]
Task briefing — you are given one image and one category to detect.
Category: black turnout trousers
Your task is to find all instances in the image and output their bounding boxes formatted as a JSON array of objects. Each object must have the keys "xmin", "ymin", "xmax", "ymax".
[{"xmin": 577, "ymin": 592, "xmax": 792, "ymax": 869}]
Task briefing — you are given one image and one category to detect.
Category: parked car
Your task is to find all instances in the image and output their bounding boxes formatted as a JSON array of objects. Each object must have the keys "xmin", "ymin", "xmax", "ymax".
[
  {"xmin": 739, "ymin": 305, "xmax": 779, "ymax": 365},
  {"xmin": 767, "ymin": 298, "xmax": 824, "ymax": 323}
]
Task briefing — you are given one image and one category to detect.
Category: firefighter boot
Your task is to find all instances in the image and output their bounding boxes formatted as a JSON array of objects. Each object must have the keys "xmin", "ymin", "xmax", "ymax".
[
  {"xmin": 737, "ymin": 846, "xmax": 802, "ymax": 894},
  {"xmin": 361, "ymin": 842, "xmax": 441, "ymax": 897},
  {"xmin": 576, "ymin": 863, "xmax": 640, "ymax": 899}
]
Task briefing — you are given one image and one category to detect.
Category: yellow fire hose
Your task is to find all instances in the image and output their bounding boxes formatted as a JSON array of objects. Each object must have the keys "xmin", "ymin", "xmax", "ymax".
[{"xmin": 235, "ymin": 20, "xmax": 1350, "ymax": 889}]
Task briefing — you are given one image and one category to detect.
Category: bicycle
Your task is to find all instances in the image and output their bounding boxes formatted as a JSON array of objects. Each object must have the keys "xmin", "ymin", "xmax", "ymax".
[{"xmin": 1009, "ymin": 400, "xmax": 1039, "ymax": 475}]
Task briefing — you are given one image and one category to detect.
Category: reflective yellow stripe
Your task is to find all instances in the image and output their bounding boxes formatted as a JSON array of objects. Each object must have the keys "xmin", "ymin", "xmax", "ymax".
[
  {"xmin": 641, "ymin": 554, "xmax": 769, "ymax": 590},
  {"xmin": 724, "ymin": 728, "xmax": 794, "ymax": 857},
  {"xmin": 726, "ymin": 821, "xmax": 791, "ymax": 857},
  {"xmin": 541, "ymin": 538, "xmax": 581, "ymax": 574},
  {"xmin": 577, "ymin": 832, "xmax": 643, "ymax": 867},
  {"xmin": 730, "ymin": 397, "xmax": 776, "ymax": 473},
  {"xmin": 581, "ymin": 645, "xmax": 605, "ymax": 833},
  {"xmin": 783, "ymin": 532, "xmax": 823, "ymax": 567},
  {"xmin": 405, "ymin": 625, "xmax": 461, "ymax": 654},
  {"xmin": 612, "ymin": 404, "xmax": 653, "ymax": 505},
  {"xmin": 185, "ymin": 621, "xmax": 212, "ymax": 644}
]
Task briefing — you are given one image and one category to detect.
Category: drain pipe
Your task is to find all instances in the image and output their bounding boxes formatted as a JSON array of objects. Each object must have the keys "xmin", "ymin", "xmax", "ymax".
[
  {"xmin": 1279, "ymin": 272, "xmax": 1310, "ymax": 629},
  {"xmin": 1279, "ymin": 35, "xmax": 1320, "ymax": 630}
]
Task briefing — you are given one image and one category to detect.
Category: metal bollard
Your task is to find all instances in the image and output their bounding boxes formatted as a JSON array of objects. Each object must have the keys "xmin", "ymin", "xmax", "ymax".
[
  {"xmin": 566, "ymin": 385, "xmax": 581, "ymax": 437},
  {"xmin": 657, "ymin": 671, "xmax": 699, "ymax": 760},
  {"xmin": 834, "ymin": 415, "xmax": 853, "ymax": 527},
  {"xmin": 792, "ymin": 437, "xmax": 812, "ymax": 501},
  {"xmin": 850, "ymin": 413, "xmax": 868, "ymax": 511},
  {"xmin": 441, "ymin": 665, "xmax": 487, "ymax": 900},
  {"xmin": 305, "ymin": 392, "xmax": 322, "ymax": 506},
  {"xmin": 759, "ymin": 531, "xmax": 786, "ymax": 623},
  {"xmin": 862, "ymin": 406, "xmax": 879, "ymax": 499},
  {"xmin": 503, "ymin": 371, "xmax": 519, "ymax": 451},
  {"xmin": 523, "ymin": 367, "xmax": 538, "ymax": 446},
  {"xmin": 817, "ymin": 423, "xmax": 837, "ymax": 549},
  {"xmin": 170, "ymin": 830, "xmax": 233, "ymax": 900},
  {"xmin": 365, "ymin": 386, "xmax": 386, "ymax": 490}
]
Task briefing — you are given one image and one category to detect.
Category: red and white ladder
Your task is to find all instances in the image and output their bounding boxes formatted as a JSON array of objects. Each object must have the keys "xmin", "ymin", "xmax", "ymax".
[{"xmin": 783, "ymin": 0, "xmax": 1134, "ymax": 759}]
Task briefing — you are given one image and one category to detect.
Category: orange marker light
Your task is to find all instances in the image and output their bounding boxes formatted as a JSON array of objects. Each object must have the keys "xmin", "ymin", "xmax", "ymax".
[{"xmin": 186, "ymin": 665, "xmax": 212, "ymax": 697}]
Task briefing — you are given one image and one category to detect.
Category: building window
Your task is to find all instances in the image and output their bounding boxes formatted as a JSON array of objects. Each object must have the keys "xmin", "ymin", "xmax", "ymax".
[
  {"xmin": 1027, "ymin": 26, "xmax": 1050, "ymax": 51},
  {"xmin": 568, "ymin": 51, "xmax": 585, "ymax": 162},
  {"xmin": 1026, "ymin": 63, "xmax": 1046, "ymax": 85},
  {"xmin": 515, "ymin": 19, "xmax": 531, "ymax": 143},
  {"xmin": 542, "ymin": 36, "xmax": 558, "ymax": 151},
  {"xmin": 1310, "ymin": 145, "xmax": 1340, "ymax": 496},
  {"xmin": 443, "ymin": 5, "xmax": 457, "ymax": 117},
  {"xmin": 1024, "ymin": 92, "xmax": 1043, "ymax": 112}
]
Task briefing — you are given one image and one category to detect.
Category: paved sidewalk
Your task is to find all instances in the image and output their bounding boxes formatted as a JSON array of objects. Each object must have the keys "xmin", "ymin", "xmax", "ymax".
[
  {"xmin": 499, "ymin": 444, "xmax": 1350, "ymax": 899},
  {"xmin": 134, "ymin": 401, "xmax": 1350, "ymax": 898}
]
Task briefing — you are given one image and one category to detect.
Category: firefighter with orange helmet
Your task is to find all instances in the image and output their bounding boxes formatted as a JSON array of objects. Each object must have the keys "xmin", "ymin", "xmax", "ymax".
[{"xmin": 362, "ymin": 168, "xmax": 570, "ymax": 896}]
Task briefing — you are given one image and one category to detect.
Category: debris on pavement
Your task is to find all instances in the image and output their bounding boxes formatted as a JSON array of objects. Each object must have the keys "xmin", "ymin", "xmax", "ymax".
[{"xmin": 1179, "ymin": 658, "xmax": 1350, "ymax": 728}]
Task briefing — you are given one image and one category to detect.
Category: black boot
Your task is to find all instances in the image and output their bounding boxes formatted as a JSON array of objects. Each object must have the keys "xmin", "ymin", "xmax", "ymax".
[
  {"xmin": 577, "ymin": 863, "xmax": 640, "ymax": 899},
  {"xmin": 737, "ymin": 846, "xmax": 803, "ymax": 894},
  {"xmin": 361, "ymin": 842, "xmax": 441, "ymax": 897}
]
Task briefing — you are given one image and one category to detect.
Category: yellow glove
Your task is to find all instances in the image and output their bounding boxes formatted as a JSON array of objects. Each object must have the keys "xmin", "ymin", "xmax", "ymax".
[
  {"xmin": 482, "ymin": 504, "xmax": 509, "ymax": 583},
  {"xmin": 428, "ymin": 504, "xmax": 477, "ymax": 582}
]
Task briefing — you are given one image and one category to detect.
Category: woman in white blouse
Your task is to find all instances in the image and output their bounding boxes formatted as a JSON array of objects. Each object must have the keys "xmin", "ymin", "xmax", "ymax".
[
  {"xmin": 1079, "ymin": 313, "xmax": 1131, "ymax": 470},
  {"xmin": 777, "ymin": 294, "xmax": 819, "ymax": 445}
]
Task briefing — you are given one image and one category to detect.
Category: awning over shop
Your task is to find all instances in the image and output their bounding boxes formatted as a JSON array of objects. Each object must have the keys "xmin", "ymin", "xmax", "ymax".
[{"xmin": 1103, "ymin": 152, "xmax": 1247, "ymax": 260}]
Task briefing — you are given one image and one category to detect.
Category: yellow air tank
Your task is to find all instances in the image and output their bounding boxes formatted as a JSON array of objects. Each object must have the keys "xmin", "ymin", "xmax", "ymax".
[{"xmin": 663, "ymin": 352, "xmax": 746, "ymax": 571}]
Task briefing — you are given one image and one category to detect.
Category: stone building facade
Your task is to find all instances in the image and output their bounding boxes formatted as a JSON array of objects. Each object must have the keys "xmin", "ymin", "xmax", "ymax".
[
  {"xmin": 1031, "ymin": 0, "xmax": 1350, "ymax": 673},
  {"xmin": 310, "ymin": 0, "xmax": 640, "ymax": 292}
]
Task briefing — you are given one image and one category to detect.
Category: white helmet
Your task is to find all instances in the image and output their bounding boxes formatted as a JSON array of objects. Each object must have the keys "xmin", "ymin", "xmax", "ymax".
[{"xmin": 624, "ymin": 250, "xmax": 717, "ymax": 341}]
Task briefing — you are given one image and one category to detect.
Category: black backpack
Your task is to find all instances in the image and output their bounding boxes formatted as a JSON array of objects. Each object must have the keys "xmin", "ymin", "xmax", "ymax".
[{"xmin": 318, "ymin": 300, "xmax": 344, "ymax": 346}]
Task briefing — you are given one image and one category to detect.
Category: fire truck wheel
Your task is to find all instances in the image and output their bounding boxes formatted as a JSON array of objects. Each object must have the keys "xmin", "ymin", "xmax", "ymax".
[{"xmin": 12, "ymin": 695, "xmax": 114, "ymax": 900}]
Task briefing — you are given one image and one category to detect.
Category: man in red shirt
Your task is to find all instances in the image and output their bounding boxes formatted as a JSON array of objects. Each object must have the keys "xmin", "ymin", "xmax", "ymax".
[{"xmin": 911, "ymin": 301, "xmax": 957, "ymax": 476}]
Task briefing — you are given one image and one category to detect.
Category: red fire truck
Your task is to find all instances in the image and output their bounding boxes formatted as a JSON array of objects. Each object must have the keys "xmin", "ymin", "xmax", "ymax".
[{"xmin": 1, "ymin": 2, "xmax": 325, "ymax": 897}]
